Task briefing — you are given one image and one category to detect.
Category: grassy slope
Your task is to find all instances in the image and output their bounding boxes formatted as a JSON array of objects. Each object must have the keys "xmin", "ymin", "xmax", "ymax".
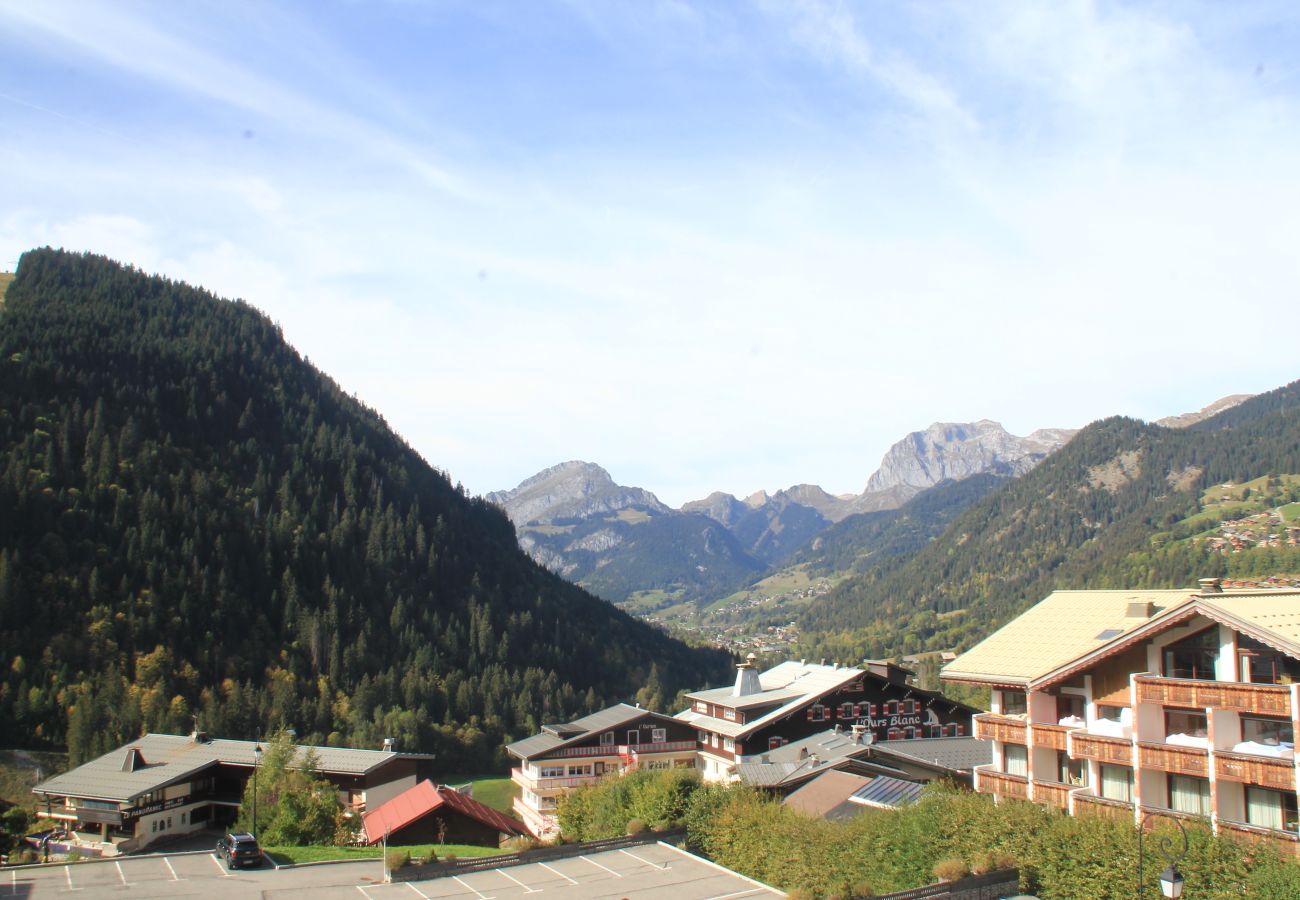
[
  {"xmin": 265, "ymin": 843, "xmax": 505, "ymax": 864},
  {"xmin": 0, "ymin": 750, "xmax": 68, "ymax": 809},
  {"xmin": 441, "ymin": 774, "xmax": 519, "ymax": 814}
]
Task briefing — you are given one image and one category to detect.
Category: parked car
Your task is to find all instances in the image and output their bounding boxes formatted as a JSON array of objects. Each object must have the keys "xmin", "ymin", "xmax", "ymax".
[{"xmin": 215, "ymin": 832, "xmax": 262, "ymax": 869}]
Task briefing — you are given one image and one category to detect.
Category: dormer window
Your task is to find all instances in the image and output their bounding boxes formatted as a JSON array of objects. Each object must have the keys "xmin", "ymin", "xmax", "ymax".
[{"xmin": 600, "ymin": 731, "xmax": 614, "ymax": 746}]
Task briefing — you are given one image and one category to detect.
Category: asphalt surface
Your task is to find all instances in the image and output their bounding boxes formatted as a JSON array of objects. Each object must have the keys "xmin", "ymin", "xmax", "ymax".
[{"xmin": 3, "ymin": 840, "xmax": 785, "ymax": 899}]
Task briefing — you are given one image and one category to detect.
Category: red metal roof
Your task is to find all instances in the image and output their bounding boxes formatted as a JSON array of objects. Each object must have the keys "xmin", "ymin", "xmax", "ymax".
[{"xmin": 362, "ymin": 780, "xmax": 524, "ymax": 844}]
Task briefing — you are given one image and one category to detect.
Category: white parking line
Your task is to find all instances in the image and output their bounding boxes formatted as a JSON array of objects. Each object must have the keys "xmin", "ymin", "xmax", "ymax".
[
  {"xmin": 538, "ymin": 862, "xmax": 577, "ymax": 885},
  {"xmin": 453, "ymin": 874, "xmax": 496, "ymax": 899},
  {"xmin": 210, "ymin": 853, "xmax": 235, "ymax": 877},
  {"xmin": 495, "ymin": 868, "xmax": 541, "ymax": 894},
  {"xmin": 580, "ymin": 855, "xmax": 622, "ymax": 878},
  {"xmin": 703, "ymin": 890, "xmax": 767, "ymax": 900},
  {"xmin": 64, "ymin": 866, "xmax": 78, "ymax": 892},
  {"xmin": 356, "ymin": 887, "xmax": 377, "ymax": 899},
  {"xmin": 405, "ymin": 882, "xmax": 432, "ymax": 899},
  {"xmin": 163, "ymin": 857, "xmax": 184, "ymax": 881},
  {"xmin": 9, "ymin": 869, "xmax": 14, "ymax": 895},
  {"xmin": 114, "ymin": 860, "xmax": 131, "ymax": 886},
  {"xmin": 619, "ymin": 848, "xmax": 667, "ymax": 869}
]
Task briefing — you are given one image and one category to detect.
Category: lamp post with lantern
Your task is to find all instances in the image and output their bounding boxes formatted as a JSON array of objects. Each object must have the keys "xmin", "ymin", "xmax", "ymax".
[{"xmin": 1137, "ymin": 811, "xmax": 1188, "ymax": 899}]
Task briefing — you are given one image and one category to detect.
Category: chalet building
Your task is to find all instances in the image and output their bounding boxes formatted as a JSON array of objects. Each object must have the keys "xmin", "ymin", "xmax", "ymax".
[
  {"xmin": 361, "ymin": 780, "xmax": 525, "ymax": 846},
  {"xmin": 505, "ymin": 703, "xmax": 697, "ymax": 837},
  {"xmin": 943, "ymin": 581, "xmax": 1300, "ymax": 854},
  {"xmin": 32, "ymin": 732, "xmax": 435, "ymax": 854},
  {"xmin": 680, "ymin": 654, "xmax": 976, "ymax": 783}
]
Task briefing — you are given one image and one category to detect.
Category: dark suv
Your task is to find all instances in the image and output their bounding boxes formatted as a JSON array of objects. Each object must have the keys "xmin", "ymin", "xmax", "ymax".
[{"xmin": 216, "ymin": 832, "xmax": 262, "ymax": 869}]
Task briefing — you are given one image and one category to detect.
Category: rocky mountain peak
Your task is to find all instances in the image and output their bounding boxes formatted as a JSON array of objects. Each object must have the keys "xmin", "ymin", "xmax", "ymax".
[
  {"xmin": 1156, "ymin": 394, "xmax": 1255, "ymax": 429},
  {"xmin": 487, "ymin": 460, "xmax": 668, "ymax": 526}
]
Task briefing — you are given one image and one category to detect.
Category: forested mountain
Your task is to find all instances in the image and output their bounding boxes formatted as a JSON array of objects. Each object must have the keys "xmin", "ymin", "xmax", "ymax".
[
  {"xmin": 0, "ymin": 249, "xmax": 729, "ymax": 767},
  {"xmin": 797, "ymin": 381, "xmax": 1300, "ymax": 662}
]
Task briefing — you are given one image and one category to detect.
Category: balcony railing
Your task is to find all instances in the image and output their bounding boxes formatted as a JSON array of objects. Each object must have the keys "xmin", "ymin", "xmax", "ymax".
[
  {"xmin": 1032, "ymin": 780, "xmax": 1077, "ymax": 810},
  {"xmin": 1218, "ymin": 819, "xmax": 1300, "ymax": 854},
  {"xmin": 1134, "ymin": 675, "xmax": 1291, "ymax": 717},
  {"xmin": 974, "ymin": 714, "xmax": 1027, "ymax": 745},
  {"xmin": 1215, "ymin": 751, "xmax": 1297, "ymax": 792},
  {"xmin": 629, "ymin": 740, "xmax": 697, "ymax": 756},
  {"xmin": 975, "ymin": 766, "xmax": 1029, "ymax": 800},
  {"xmin": 1073, "ymin": 793, "xmax": 1134, "ymax": 820},
  {"xmin": 1069, "ymin": 732, "xmax": 1132, "ymax": 766},
  {"xmin": 1031, "ymin": 723, "xmax": 1071, "ymax": 751},
  {"xmin": 512, "ymin": 797, "xmax": 557, "ymax": 832},
  {"xmin": 512, "ymin": 769, "xmax": 602, "ymax": 792},
  {"xmin": 1136, "ymin": 741, "xmax": 1209, "ymax": 776},
  {"xmin": 544, "ymin": 740, "xmax": 697, "ymax": 760}
]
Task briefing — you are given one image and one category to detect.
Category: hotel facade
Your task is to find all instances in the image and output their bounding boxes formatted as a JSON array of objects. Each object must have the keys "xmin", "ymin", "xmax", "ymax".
[{"xmin": 943, "ymin": 580, "xmax": 1300, "ymax": 851}]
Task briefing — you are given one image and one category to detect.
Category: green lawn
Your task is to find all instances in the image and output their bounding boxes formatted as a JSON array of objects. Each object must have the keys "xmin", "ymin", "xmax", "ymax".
[{"xmin": 264, "ymin": 843, "xmax": 505, "ymax": 865}]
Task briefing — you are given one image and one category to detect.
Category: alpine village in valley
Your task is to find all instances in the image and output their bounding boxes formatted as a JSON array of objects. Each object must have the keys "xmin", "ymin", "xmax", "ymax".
[{"xmin": 4, "ymin": 6, "xmax": 1300, "ymax": 900}]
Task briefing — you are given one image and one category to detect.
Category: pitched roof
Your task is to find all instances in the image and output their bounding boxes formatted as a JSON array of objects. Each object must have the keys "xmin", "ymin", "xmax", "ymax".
[
  {"xmin": 849, "ymin": 775, "xmax": 926, "ymax": 809},
  {"xmin": 782, "ymin": 770, "xmax": 872, "ymax": 821},
  {"xmin": 362, "ymin": 781, "xmax": 524, "ymax": 843},
  {"xmin": 680, "ymin": 662, "xmax": 864, "ymax": 740},
  {"xmin": 33, "ymin": 733, "xmax": 430, "ymax": 804},
  {"xmin": 1197, "ymin": 592, "xmax": 1300, "ymax": 659},
  {"xmin": 732, "ymin": 728, "xmax": 874, "ymax": 787},
  {"xmin": 868, "ymin": 737, "xmax": 990, "ymax": 776},
  {"xmin": 941, "ymin": 590, "xmax": 1195, "ymax": 686},
  {"xmin": 505, "ymin": 703, "xmax": 670, "ymax": 760}
]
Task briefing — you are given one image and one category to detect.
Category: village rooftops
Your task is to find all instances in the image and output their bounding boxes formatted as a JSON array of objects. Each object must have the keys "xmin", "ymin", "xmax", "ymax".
[
  {"xmin": 866, "ymin": 736, "xmax": 990, "ymax": 778},
  {"xmin": 943, "ymin": 584, "xmax": 1300, "ymax": 691},
  {"xmin": 732, "ymin": 728, "xmax": 874, "ymax": 788},
  {"xmin": 32, "ymin": 733, "xmax": 434, "ymax": 805},
  {"xmin": 680, "ymin": 660, "xmax": 865, "ymax": 739},
  {"xmin": 505, "ymin": 703, "xmax": 660, "ymax": 760}
]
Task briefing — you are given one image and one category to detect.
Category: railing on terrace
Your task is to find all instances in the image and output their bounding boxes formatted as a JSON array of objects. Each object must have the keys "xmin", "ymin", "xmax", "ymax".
[
  {"xmin": 1073, "ymin": 792, "xmax": 1134, "ymax": 820},
  {"xmin": 1031, "ymin": 780, "xmax": 1077, "ymax": 810},
  {"xmin": 974, "ymin": 766, "xmax": 1028, "ymax": 800},
  {"xmin": 1218, "ymin": 819, "xmax": 1300, "ymax": 854},
  {"xmin": 511, "ymin": 770, "xmax": 601, "ymax": 792},
  {"xmin": 973, "ymin": 714, "xmax": 1027, "ymax": 745},
  {"xmin": 543, "ymin": 741, "xmax": 698, "ymax": 759},
  {"xmin": 1214, "ymin": 751, "xmax": 1297, "ymax": 792},
  {"xmin": 1031, "ymin": 723, "xmax": 1070, "ymax": 751},
  {"xmin": 630, "ymin": 740, "xmax": 696, "ymax": 755},
  {"xmin": 1069, "ymin": 732, "xmax": 1132, "ymax": 765},
  {"xmin": 1134, "ymin": 675, "xmax": 1290, "ymax": 717},
  {"xmin": 1137, "ymin": 805, "xmax": 1208, "ymax": 827},
  {"xmin": 1136, "ymin": 741, "xmax": 1209, "ymax": 776}
]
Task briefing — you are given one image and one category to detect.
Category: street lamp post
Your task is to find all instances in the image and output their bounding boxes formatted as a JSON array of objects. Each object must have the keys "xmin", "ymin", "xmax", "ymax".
[
  {"xmin": 252, "ymin": 742, "xmax": 263, "ymax": 839},
  {"xmin": 1137, "ymin": 811, "xmax": 1188, "ymax": 899}
]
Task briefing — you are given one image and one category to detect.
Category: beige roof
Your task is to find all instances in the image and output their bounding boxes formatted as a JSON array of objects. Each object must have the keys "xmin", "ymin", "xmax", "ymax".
[
  {"xmin": 941, "ymin": 589, "xmax": 1194, "ymax": 686},
  {"xmin": 1197, "ymin": 592, "xmax": 1300, "ymax": 659}
]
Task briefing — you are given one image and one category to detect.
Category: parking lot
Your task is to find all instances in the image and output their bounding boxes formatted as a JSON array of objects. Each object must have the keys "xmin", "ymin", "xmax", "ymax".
[{"xmin": 3, "ymin": 840, "xmax": 784, "ymax": 898}]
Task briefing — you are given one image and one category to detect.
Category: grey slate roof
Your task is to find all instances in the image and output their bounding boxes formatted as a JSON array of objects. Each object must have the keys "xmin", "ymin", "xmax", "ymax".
[
  {"xmin": 733, "ymin": 728, "xmax": 873, "ymax": 787},
  {"xmin": 782, "ymin": 770, "xmax": 873, "ymax": 822},
  {"xmin": 505, "ymin": 703, "xmax": 659, "ymax": 760},
  {"xmin": 33, "ymin": 733, "xmax": 432, "ymax": 804},
  {"xmin": 867, "ymin": 737, "xmax": 990, "ymax": 775},
  {"xmin": 850, "ymin": 775, "xmax": 926, "ymax": 809}
]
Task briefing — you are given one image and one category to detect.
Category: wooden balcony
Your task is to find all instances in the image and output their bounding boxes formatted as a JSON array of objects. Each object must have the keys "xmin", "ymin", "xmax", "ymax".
[
  {"xmin": 1136, "ymin": 741, "xmax": 1209, "ymax": 776},
  {"xmin": 512, "ymin": 769, "xmax": 602, "ymax": 792},
  {"xmin": 1069, "ymin": 732, "xmax": 1132, "ymax": 766},
  {"xmin": 1215, "ymin": 751, "xmax": 1297, "ymax": 792},
  {"xmin": 1031, "ymin": 723, "xmax": 1071, "ymax": 751},
  {"xmin": 1032, "ymin": 780, "xmax": 1076, "ymax": 810},
  {"xmin": 975, "ymin": 766, "xmax": 1028, "ymax": 800},
  {"xmin": 1134, "ymin": 675, "xmax": 1290, "ymax": 717},
  {"xmin": 1219, "ymin": 819, "xmax": 1300, "ymax": 855},
  {"xmin": 974, "ymin": 714, "xmax": 1027, "ymax": 745},
  {"xmin": 1073, "ymin": 793, "xmax": 1134, "ymax": 820}
]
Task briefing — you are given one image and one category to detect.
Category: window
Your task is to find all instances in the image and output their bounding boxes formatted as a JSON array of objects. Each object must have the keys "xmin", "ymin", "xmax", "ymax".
[
  {"xmin": 905, "ymin": 700, "xmax": 918, "ymax": 715},
  {"xmin": 723, "ymin": 707, "xmax": 736, "ymax": 721},
  {"xmin": 1003, "ymin": 745, "xmax": 1028, "ymax": 777},
  {"xmin": 1165, "ymin": 709, "xmax": 1208, "ymax": 739},
  {"xmin": 808, "ymin": 704, "xmax": 828, "ymax": 722},
  {"xmin": 698, "ymin": 730, "xmax": 709, "ymax": 743},
  {"xmin": 540, "ymin": 766, "xmax": 565, "ymax": 778},
  {"xmin": 929, "ymin": 725, "xmax": 943, "ymax": 738},
  {"xmin": 840, "ymin": 702, "xmax": 853, "ymax": 718},
  {"xmin": 886, "ymin": 727, "xmax": 902, "ymax": 741},
  {"xmin": 1057, "ymin": 694, "xmax": 1085, "ymax": 720},
  {"xmin": 567, "ymin": 765, "xmax": 592, "ymax": 777},
  {"xmin": 1238, "ymin": 634, "xmax": 1300, "ymax": 685},
  {"xmin": 1057, "ymin": 751, "xmax": 1086, "ymax": 786},
  {"xmin": 651, "ymin": 727, "xmax": 666, "ymax": 742},
  {"xmin": 846, "ymin": 681, "xmax": 864, "ymax": 692},
  {"xmin": 1000, "ymin": 691, "xmax": 1027, "ymax": 716},
  {"xmin": 867, "ymin": 703, "xmax": 878, "ymax": 717},
  {"xmin": 1100, "ymin": 765, "xmax": 1133, "ymax": 802},
  {"xmin": 884, "ymin": 700, "xmax": 898, "ymax": 716},
  {"xmin": 1247, "ymin": 786, "xmax": 1298, "ymax": 831},
  {"xmin": 1168, "ymin": 775, "xmax": 1210, "ymax": 817},
  {"xmin": 903, "ymin": 726, "xmax": 917, "ymax": 739},
  {"xmin": 600, "ymin": 731, "xmax": 614, "ymax": 746},
  {"xmin": 1242, "ymin": 716, "xmax": 1294, "ymax": 746},
  {"xmin": 1162, "ymin": 628, "xmax": 1219, "ymax": 680},
  {"xmin": 723, "ymin": 737, "xmax": 735, "ymax": 752},
  {"xmin": 1096, "ymin": 705, "xmax": 1125, "ymax": 723},
  {"xmin": 695, "ymin": 701, "xmax": 708, "ymax": 713},
  {"xmin": 151, "ymin": 821, "xmax": 157, "ymax": 833},
  {"xmin": 768, "ymin": 736, "xmax": 786, "ymax": 750}
]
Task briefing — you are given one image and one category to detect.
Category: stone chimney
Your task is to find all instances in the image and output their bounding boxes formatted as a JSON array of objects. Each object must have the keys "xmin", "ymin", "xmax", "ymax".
[
  {"xmin": 1199, "ymin": 577, "xmax": 1223, "ymax": 594},
  {"xmin": 382, "ymin": 737, "xmax": 395, "ymax": 752},
  {"xmin": 121, "ymin": 747, "xmax": 147, "ymax": 772},
  {"xmin": 733, "ymin": 653, "xmax": 762, "ymax": 697},
  {"xmin": 850, "ymin": 723, "xmax": 867, "ymax": 744}
]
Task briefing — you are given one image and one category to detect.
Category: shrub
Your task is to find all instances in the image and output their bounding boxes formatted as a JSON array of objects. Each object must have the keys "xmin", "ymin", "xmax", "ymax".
[
  {"xmin": 932, "ymin": 858, "xmax": 968, "ymax": 882},
  {"xmin": 385, "ymin": 849, "xmax": 409, "ymax": 870},
  {"xmin": 66, "ymin": 849, "xmax": 81, "ymax": 863},
  {"xmin": 626, "ymin": 819, "xmax": 647, "ymax": 836},
  {"xmin": 502, "ymin": 835, "xmax": 538, "ymax": 853},
  {"xmin": 969, "ymin": 850, "xmax": 995, "ymax": 875}
]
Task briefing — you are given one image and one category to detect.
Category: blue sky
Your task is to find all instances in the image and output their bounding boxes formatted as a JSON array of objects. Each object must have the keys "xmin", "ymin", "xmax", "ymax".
[{"xmin": 3, "ymin": 1, "xmax": 1299, "ymax": 506}]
